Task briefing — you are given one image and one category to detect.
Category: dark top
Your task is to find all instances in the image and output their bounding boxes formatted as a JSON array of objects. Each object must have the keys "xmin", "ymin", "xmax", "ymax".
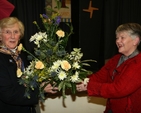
[{"xmin": 0, "ymin": 51, "xmax": 39, "ymax": 113}]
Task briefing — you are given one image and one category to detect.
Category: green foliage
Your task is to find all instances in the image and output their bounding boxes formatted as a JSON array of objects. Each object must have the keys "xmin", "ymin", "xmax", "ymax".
[{"xmin": 19, "ymin": 0, "xmax": 96, "ymax": 101}]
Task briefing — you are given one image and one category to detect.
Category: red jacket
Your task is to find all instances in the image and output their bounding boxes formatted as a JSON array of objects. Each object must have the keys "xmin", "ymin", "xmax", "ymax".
[{"xmin": 87, "ymin": 52, "xmax": 141, "ymax": 113}]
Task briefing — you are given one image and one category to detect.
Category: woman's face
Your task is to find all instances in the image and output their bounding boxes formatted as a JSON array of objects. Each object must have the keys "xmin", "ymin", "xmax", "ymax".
[
  {"xmin": 1, "ymin": 23, "xmax": 21, "ymax": 49},
  {"xmin": 116, "ymin": 31, "xmax": 138, "ymax": 56}
]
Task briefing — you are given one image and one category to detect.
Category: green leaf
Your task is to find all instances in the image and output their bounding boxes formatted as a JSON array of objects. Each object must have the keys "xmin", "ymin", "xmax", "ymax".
[
  {"xmin": 65, "ymin": 82, "xmax": 72, "ymax": 88},
  {"xmin": 71, "ymin": 83, "xmax": 76, "ymax": 94},
  {"xmin": 58, "ymin": 81, "xmax": 64, "ymax": 91}
]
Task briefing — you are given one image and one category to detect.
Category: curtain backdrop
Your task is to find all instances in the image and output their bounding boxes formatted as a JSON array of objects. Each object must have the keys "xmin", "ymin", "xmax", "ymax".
[
  {"xmin": 7, "ymin": 0, "xmax": 141, "ymax": 71},
  {"xmin": 76, "ymin": 0, "xmax": 141, "ymax": 70}
]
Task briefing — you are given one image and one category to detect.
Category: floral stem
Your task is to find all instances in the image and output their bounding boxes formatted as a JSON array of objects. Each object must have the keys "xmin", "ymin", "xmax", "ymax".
[{"xmin": 22, "ymin": 47, "xmax": 38, "ymax": 60}]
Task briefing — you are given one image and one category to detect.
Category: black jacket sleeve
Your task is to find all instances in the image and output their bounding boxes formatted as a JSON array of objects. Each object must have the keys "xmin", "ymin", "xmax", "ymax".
[{"xmin": 0, "ymin": 53, "xmax": 39, "ymax": 106}]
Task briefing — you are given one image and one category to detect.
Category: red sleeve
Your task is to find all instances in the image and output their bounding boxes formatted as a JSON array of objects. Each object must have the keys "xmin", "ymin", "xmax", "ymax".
[
  {"xmin": 88, "ymin": 54, "xmax": 120, "ymax": 83},
  {"xmin": 87, "ymin": 54, "xmax": 141, "ymax": 99},
  {"xmin": 0, "ymin": 0, "xmax": 15, "ymax": 20}
]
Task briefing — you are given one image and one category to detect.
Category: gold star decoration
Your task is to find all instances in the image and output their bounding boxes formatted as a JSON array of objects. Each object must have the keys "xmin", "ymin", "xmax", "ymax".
[{"xmin": 83, "ymin": 0, "xmax": 99, "ymax": 18}]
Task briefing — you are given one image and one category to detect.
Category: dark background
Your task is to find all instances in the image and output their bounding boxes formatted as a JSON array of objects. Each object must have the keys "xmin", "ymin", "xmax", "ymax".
[{"xmin": 8, "ymin": 0, "xmax": 141, "ymax": 71}]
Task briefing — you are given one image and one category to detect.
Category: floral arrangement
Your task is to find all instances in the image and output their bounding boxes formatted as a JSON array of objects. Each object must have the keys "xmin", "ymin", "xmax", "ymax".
[{"xmin": 18, "ymin": 1, "xmax": 95, "ymax": 101}]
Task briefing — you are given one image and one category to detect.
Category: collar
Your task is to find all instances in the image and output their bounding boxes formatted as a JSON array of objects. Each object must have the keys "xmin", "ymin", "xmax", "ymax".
[
  {"xmin": 117, "ymin": 50, "xmax": 139, "ymax": 67},
  {"xmin": 122, "ymin": 49, "xmax": 139, "ymax": 61},
  {"xmin": 0, "ymin": 46, "xmax": 18, "ymax": 54}
]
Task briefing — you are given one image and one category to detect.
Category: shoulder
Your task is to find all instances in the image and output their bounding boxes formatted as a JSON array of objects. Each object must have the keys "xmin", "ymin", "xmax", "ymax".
[
  {"xmin": 111, "ymin": 54, "xmax": 122, "ymax": 59},
  {"xmin": 136, "ymin": 52, "xmax": 141, "ymax": 58},
  {"xmin": 103, "ymin": 54, "xmax": 122, "ymax": 69},
  {"xmin": 133, "ymin": 52, "xmax": 141, "ymax": 62},
  {"xmin": 0, "ymin": 52, "xmax": 11, "ymax": 61},
  {"xmin": 107, "ymin": 54, "xmax": 122, "ymax": 63},
  {"xmin": 0, "ymin": 53, "xmax": 14, "ymax": 67}
]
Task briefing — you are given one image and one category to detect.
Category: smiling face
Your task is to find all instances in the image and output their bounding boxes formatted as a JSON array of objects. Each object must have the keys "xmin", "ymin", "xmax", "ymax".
[
  {"xmin": 116, "ymin": 31, "xmax": 139, "ymax": 56},
  {"xmin": 0, "ymin": 23, "xmax": 21, "ymax": 49}
]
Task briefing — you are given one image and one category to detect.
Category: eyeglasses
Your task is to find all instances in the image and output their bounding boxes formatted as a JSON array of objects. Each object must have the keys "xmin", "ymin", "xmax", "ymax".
[{"xmin": 1, "ymin": 30, "xmax": 20, "ymax": 36}]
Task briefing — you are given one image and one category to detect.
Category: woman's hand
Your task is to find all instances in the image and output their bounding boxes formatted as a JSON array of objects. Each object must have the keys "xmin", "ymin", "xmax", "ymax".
[
  {"xmin": 76, "ymin": 82, "xmax": 87, "ymax": 92},
  {"xmin": 43, "ymin": 83, "xmax": 58, "ymax": 94},
  {"xmin": 76, "ymin": 78, "xmax": 89, "ymax": 92}
]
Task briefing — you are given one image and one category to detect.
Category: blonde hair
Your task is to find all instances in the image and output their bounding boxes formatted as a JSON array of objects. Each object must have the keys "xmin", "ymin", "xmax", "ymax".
[{"xmin": 0, "ymin": 17, "xmax": 24, "ymax": 38}]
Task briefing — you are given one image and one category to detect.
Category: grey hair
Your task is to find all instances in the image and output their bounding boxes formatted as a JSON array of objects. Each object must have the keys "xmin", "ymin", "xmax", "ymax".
[{"xmin": 116, "ymin": 23, "xmax": 141, "ymax": 40}]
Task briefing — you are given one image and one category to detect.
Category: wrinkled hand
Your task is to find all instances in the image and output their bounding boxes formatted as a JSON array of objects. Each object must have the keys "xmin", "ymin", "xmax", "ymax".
[
  {"xmin": 76, "ymin": 82, "xmax": 87, "ymax": 92},
  {"xmin": 44, "ymin": 83, "xmax": 58, "ymax": 94}
]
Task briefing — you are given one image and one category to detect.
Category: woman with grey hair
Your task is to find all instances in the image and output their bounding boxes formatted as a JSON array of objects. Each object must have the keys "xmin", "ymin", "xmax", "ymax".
[{"xmin": 76, "ymin": 23, "xmax": 141, "ymax": 113}]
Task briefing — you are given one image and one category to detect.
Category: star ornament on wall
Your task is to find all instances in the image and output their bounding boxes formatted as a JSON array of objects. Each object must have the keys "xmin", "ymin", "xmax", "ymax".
[{"xmin": 83, "ymin": 0, "xmax": 99, "ymax": 18}]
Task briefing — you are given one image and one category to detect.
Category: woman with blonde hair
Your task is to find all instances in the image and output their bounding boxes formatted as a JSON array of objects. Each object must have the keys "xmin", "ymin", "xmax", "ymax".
[{"xmin": 0, "ymin": 17, "xmax": 57, "ymax": 113}]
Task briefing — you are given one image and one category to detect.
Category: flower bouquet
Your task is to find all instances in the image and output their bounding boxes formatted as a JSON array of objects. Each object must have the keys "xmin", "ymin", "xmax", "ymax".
[{"xmin": 18, "ymin": 1, "xmax": 95, "ymax": 101}]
